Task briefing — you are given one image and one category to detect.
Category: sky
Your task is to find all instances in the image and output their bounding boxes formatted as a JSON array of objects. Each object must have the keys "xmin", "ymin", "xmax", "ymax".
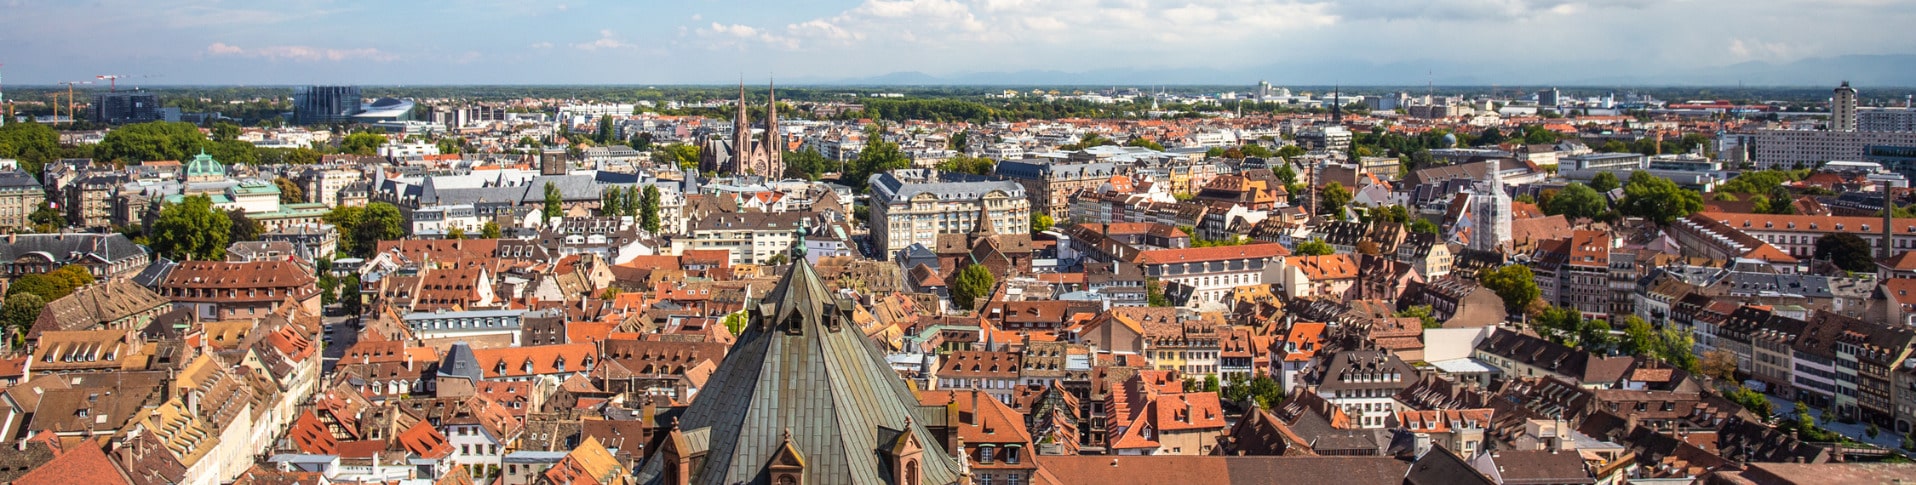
[{"xmin": 1, "ymin": 0, "xmax": 1914, "ymax": 85}]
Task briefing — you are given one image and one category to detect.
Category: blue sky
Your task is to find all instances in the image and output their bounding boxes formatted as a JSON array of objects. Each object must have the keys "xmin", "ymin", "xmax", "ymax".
[{"xmin": 1, "ymin": 0, "xmax": 1912, "ymax": 85}]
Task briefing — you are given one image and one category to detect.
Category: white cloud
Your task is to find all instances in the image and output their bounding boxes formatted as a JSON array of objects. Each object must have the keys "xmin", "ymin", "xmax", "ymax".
[
  {"xmin": 1729, "ymin": 38, "xmax": 1801, "ymax": 61},
  {"xmin": 204, "ymin": 42, "xmax": 396, "ymax": 62},
  {"xmin": 574, "ymin": 29, "xmax": 636, "ymax": 50},
  {"xmin": 530, "ymin": 41, "xmax": 555, "ymax": 49}
]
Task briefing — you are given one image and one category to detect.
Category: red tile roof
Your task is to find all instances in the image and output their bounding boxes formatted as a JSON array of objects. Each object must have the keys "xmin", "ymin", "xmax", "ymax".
[{"xmin": 1134, "ymin": 243, "xmax": 1289, "ymax": 265}]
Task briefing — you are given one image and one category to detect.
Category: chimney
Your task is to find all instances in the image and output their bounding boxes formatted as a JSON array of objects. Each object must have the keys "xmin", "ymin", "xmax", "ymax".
[{"xmin": 1886, "ymin": 179, "xmax": 1897, "ymax": 260}]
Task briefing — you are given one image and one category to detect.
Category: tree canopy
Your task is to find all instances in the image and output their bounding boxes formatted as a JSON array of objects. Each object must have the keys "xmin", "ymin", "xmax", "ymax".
[
  {"xmin": 1619, "ymin": 171, "xmax": 1702, "ymax": 225},
  {"xmin": 1294, "ymin": 239, "xmax": 1334, "ymax": 256},
  {"xmin": 150, "ymin": 194, "xmax": 233, "ymax": 261},
  {"xmin": 1543, "ymin": 182, "xmax": 1609, "ymax": 220},
  {"xmin": 0, "ymin": 121, "xmax": 60, "ymax": 175},
  {"xmin": 952, "ymin": 264, "xmax": 995, "ymax": 310},
  {"xmin": 1479, "ymin": 265, "xmax": 1541, "ymax": 315},
  {"xmin": 1815, "ymin": 232, "xmax": 1877, "ymax": 272}
]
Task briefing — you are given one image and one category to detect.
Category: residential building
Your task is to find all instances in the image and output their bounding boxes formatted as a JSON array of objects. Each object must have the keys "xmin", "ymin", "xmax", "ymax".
[
  {"xmin": 0, "ymin": 170, "xmax": 41, "ymax": 231},
  {"xmin": 155, "ymin": 260, "xmax": 321, "ymax": 320},
  {"xmin": 993, "ymin": 159, "xmax": 1117, "ymax": 220},
  {"xmin": 0, "ymin": 233, "xmax": 149, "ymax": 278},
  {"xmin": 1133, "ymin": 243, "xmax": 1288, "ymax": 308},
  {"xmin": 683, "ymin": 211, "xmax": 814, "ymax": 265}
]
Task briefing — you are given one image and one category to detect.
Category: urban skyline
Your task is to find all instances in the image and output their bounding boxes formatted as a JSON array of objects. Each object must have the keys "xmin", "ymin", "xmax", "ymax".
[{"xmin": 3, "ymin": 0, "xmax": 1916, "ymax": 85}]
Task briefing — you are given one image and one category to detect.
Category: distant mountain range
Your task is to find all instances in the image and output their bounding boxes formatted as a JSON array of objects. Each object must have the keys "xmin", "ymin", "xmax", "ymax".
[{"xmin": 786, "ymin": 55, "xmax": 1916, "ymax": 88}]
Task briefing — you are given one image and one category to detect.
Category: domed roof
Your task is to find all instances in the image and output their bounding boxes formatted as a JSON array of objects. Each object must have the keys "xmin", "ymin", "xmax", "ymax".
[{"xmin": 185, "ymin": 149, "xmax": 224, "ymax": 178}]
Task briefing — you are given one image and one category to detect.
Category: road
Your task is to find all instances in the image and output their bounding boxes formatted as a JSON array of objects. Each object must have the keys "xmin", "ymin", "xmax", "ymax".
[
  {"xmin": 321, "ymin": 308, "xmax": 358, "ymax": 375},
  {"xmin": 1763, "ymin": 394, "xmax": 1905, "ymax": 451}
]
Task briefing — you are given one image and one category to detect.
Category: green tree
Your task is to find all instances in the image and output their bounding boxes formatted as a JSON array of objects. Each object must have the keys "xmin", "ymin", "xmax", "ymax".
[
  {"xmin": 952, "ymin": 264, "xmax": 996, "ymax": 310},
  {"xmin": 662, "ymin": 144, "xmax": 701, "ymax": 169},
  {"xmin": 1544, "ymin": 182, "xmax": 1609, "ymax": 220},
  {"xmin": 1620, "ymin": 315, "xmax": 1656, "ymax": 355},
  {"xmin": 1475, "ymin": 127, "xmax": 1508, "ymax": 147},
  {"xmin": 6, "ymin": 265, "xmax": 93, "ymax": 302},
  {"xmin": 1274, "ymin": 163, "xmax": 1297, "ymax": 185},
  {"xmin": 211, "ymin": 122, "xmax": 242, "ymax": 142},
  {"xmin": 1724, "ymin": 386, "xmax": 1773, "ymax": 418},
  {"xmin": 481, "ymin": 220, "xmax": 502, "ymax": 239},
  {"xmin": 936, "ymin": 155, "xmax": 995, "ymax": 176},
  {"xmin": 1030, "ymin": 213, "xmax": 1054, "ymax": 233},
  {"xmin": 1125, "ymin": 137, "xmax": 1164, "ymax": 151},
  {"xmin": 596, "ymin": 115, "xmax": 615, "ymax": 144},
  {"xmin": 0, "ymin": 293, "xmax": 45, "ymax": 341},
  {"xmin": 227, "ymin": 210, "xmax": 262, "ymax": 242},
  {"xmin": 150, "ymin": 195, "xmax": 233, "ymax": 261},
  {"xmin": 1397, "ymin": 305, "xmax": 1440, "ymax": 328},
  {"xmin": 640, "ymin": 184, "xmax": 663, "ymax": 234},
  {"xmin": 849, "ymin": 126, "xmax": 912, "ymax": 191},
  {"xmin": 339, "ymin": 132, "xmax": 386, "ymax": 156},
  {"xmin": 29, "ymin": 201, "xmax": 65, "ymax": 233},
  {"xmin": 1320, "ymin": 181, "xmax": 1352, "ymax": 220},
  {"xmin": 1223, "ymin": 375, "xmax": 1285, "ymax": 410},
  {"xmin": 1410, "ymin": 218, "xmax": 1440, "ymax": 235},
  {"xmin": 1619, "ymin": 171, "xmax": 1703, "ymax": 225},
  {"xmin": 322, "ymin": 206, "xmax": 364, "ymax": 256},
  {"xmin": 351, "ymin": 203, "xmax": 407, "ymax": 258},
  {"xmin": 1294, "ymin": 239, "xmax": 1334, "ymax": 256},
  {"xmin": 274, "ymin": 177, "xmax": 306, "ymax": 204},
  {"xmin": 1276, "ymin": 145, "xmax": 1307, "ymax": 159},
  {"xmin": 1146, "ymin": 278, "xmax": 1171, "ymax": 307},
  {"xmin": 95, "ymin": 121, "xmax": 216, "ymax": 164},
  {"xmin": 0, "ymin": 121, "xmax": 61, "ymax": 175},
  {"xmin": 600, "ymin": 187, "xmax": 625, "ymax": 216},
  {"xmin": 782, "ymin": 148, "xmax": 833, "ymax": 180},
  {"xmin": 1479, "ymin": 265, "xmax": 1541, "ymax": 315},
  {"xmin": 542, "ymin": 181, "xmax": 563, "ymax": 224},
  {"xmin": 1578, "ymin": 318, "xmax": 1616, "ymax": 353},
  {"xmin": 447, "ymin": 226, "xmax": 466, "ymax": 240},
  {"xmin": 1240, "ymin": 144, "xmax": 1274, "ymax": 159},
  {"xmin": 340, "ymin": 274, "xmax": 362, "ymax": 315},
  {"xmin": 1815, "ymin": 232, "xmax": 1877, "ymax": 272}
]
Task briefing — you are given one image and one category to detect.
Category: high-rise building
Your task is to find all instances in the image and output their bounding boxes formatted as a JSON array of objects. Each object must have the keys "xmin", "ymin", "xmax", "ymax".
[
  {"xmin": 292, "ymin": 86, "xmax": 362, "ymax": 125},
  {"xmin": 1538, "ymin": 88, "xmax": 1561, "ymax": 108},
  {"xmin": 89, "ymin": 91, "xmax": 161, "ymax": 125},
  {"xmin": 1834, "ymin": 81, "xmax": 1859, "ymax": 132}
]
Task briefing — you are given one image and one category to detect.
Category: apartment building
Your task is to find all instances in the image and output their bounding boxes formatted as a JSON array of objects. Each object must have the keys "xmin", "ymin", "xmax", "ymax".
[
  {"xmin": 993, "ymin": 159, "xmax": 1117, "ymax": 220},
  {"xmin": 684, "ymin": 211, "xmax": 814, "ymax": 265},
  {"xmin": 868, "ymin": 169, "xmax": 1031, "ymax": 259}
]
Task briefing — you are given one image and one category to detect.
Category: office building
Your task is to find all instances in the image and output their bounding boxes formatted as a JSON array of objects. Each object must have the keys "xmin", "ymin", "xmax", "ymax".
[
  {"xmin": 89, "ymin": 91, "xmax": 161, "ymax": 125},
  {"xmin": 1538, "ymin": 88, "xmax": 1561, "ymax": 108},
  {"xmin": 292, "ymin": 86, "xmax": 362, "ymax": 125}
]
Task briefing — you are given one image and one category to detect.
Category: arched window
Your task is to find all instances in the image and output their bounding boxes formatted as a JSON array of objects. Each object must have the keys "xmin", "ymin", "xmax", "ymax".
[{"xmin": 905, "ymin": 460, "xmax": 919, "ymax": 485}]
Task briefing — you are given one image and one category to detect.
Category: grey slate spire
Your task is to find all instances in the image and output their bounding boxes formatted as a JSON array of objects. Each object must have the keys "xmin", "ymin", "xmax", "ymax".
[{"xmin": 639, "ymin": 259, "xmax": 966, "ymax": 485}]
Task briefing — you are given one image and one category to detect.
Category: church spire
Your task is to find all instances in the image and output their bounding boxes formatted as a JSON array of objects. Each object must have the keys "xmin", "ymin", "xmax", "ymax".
[
  {"xmin": 766, "ymin": 77, "xmax": 782, "ymax": 176},
  {"xmin": 970, "ymin": 198, "xmax": 996, "ymax": 237},
  {"xmin": 734, "ymin": 78, "xmax": 750, "ymax": 176}
]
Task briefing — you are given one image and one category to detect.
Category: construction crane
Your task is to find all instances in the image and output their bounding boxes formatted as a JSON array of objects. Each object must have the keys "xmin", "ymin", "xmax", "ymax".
[
  {"xmin": 95, "ymin": 74, "xmax": 159, "ymax": 92},
  {"xmin": 57, "ymin": 80, "xmax": 92, "ymax": 124}
]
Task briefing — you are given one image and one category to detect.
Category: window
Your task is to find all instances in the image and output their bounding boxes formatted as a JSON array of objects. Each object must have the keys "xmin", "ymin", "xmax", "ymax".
[{"xmin": 979, "ymin": 447, "xmax": 994, "ymax": 463}]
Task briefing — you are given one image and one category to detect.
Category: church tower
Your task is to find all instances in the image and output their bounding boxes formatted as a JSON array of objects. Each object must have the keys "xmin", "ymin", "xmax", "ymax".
[
  {"xmin": 1471, "ymin": 159, "xmax": 1513, "ymax": 252},
  {"xmin": 734, "ymin": 81, "xmax": 752, "ymax": 165},
  {"xmin": 762, "ymin": 79, "xmax": 784, "ymax": 178}
]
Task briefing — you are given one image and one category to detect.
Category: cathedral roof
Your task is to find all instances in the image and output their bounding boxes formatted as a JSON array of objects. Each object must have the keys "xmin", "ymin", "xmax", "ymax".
[{"xmin": 639, "ymin": 259, "xmax": 965, "ymax": 485}]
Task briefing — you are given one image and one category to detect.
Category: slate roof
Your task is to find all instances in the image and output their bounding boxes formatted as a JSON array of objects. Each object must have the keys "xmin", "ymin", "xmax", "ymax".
[
  {"xmin": 437, "ymin": 342, "xmax": 485, "ymax": 383},
  {"xmin": 638, "ymin": 259, "xmax": 965, "ymax": 485},
  {"xmin": 0, "ymin": 233, "xmax": 145, "ymax": 266}
]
